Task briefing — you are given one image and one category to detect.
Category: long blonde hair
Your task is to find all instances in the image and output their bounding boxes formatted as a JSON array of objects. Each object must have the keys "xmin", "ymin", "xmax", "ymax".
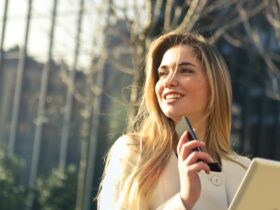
[{"xmin": 98, "ymin": 32, "xmax": 233, "ymax": 210}]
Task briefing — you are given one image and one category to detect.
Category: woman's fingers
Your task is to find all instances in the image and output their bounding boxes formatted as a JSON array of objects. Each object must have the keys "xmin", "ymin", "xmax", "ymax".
[
  {"xmin": 178, "ymin": 151, "xmax": 213, "ymax": 174},
  {"xmin": 177, "ymin": 131, "xmax": 203, "ymax": 159},
  {"xmin": 178, "ymin": 139, "xmax": 206, "ymax": 160},
  {"xmin": 184, "ymin": 160, "xmax": 211, "ymax": 175},
  {"xmin": 177, "ymin": 131, "xmax": 188, "ymax": 156},
  {"xmin": 185, "ymin": 151, "xmax": 213, "ymax": 165},
  {"xmin": 177, "ymin": 131, "xmax": 213, "ymax": 174}
]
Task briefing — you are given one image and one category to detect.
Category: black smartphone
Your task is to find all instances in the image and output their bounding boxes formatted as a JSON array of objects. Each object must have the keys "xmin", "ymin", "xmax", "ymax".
[
  {"xmin": 184, "ymin": 117, "xmax": 221, "ymax": 172},
  {"xmin": 184, "ymin": 117, "xmax": 202, "ymax": 151}
]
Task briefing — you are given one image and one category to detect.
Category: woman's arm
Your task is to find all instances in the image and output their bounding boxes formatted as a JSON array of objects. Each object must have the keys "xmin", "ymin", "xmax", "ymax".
[
  {"xmin": 151, "ymin": 131, "xmax": 214, "ymax": 210},
  {"xmin": 176, "ymin": 131, "xmax": 213, "ymax": 209},
  {"xmin": 152, "ymin": 193, "xmax": 188, "ymax": 210},
  {"xmin": 97, "ymin": 136, "xmax": 137, "ymax": 210}
]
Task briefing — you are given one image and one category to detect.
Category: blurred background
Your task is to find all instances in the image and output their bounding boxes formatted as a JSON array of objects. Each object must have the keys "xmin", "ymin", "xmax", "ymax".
[{"xmin": 0, "ymin": 0, "xmax": 279, "ymax": 209}]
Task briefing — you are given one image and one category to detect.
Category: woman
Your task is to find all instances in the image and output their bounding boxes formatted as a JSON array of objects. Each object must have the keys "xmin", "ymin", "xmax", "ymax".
[{"xmin": 97, "ymin": 32, "xmax": 250, "ymax": 210}]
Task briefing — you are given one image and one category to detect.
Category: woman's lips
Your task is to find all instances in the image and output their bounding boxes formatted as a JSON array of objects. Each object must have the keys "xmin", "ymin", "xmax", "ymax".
[
  {"xmin": 163, "ymin": 91, "xmax": 184, "ymax": 102},
  {"xmin": 165, "ymin": 93, "xmax": 183, "ymax": 100}
]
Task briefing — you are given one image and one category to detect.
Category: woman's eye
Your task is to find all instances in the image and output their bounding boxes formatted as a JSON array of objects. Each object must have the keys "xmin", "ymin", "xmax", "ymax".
[
  {"xmin": 158, "ymin": 71, "xmax": 168, "ymax": 78},
  {"xmin": 180, "ymin": 68, "xmax": 193, "ymax": 74}
]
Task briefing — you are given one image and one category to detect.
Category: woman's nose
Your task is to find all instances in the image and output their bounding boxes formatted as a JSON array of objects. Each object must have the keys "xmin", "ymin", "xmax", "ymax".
[{"xmin": 163, "ymin": 72, "xmax": 178, "ymax": 87}]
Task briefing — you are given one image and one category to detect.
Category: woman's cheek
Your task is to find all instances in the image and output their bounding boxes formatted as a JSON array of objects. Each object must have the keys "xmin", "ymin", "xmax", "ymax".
[{"xmin": 155, "ymin": 81, "xmax": 163, "ymax": 100}]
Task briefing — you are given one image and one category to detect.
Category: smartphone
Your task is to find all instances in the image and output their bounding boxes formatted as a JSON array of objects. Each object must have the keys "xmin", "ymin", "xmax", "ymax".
[
  {"xmin": 184, "ymin": 117, "xmax": 221, "ymax": 172},
  {"xmin": 184, "ymin": 117, "xmax": 202, "ymax": 151}
]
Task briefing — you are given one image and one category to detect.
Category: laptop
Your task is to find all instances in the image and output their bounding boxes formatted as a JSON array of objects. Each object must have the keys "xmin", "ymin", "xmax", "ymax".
[{"xmin": 228, "ymin": 157, "xmax": 280, "ymax": 210}]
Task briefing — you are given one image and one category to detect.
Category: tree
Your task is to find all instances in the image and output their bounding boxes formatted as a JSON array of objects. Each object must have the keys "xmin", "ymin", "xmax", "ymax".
[
  {"xmin": 0, "ymin": 147, "xmax": 26, "ymax": 210},
  {"xmin": 36, "ymin": 166, "xmax": 77, "ymax": 210},
  {"xmin": 105, "ymin": 0, "xmax": 280, "ymax": 122}
]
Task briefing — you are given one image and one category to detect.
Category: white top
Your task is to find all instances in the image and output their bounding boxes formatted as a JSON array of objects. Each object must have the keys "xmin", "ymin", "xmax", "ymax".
[{"xmin": 98, "ymin": 136, "xmax": 251, "ymax": 210}]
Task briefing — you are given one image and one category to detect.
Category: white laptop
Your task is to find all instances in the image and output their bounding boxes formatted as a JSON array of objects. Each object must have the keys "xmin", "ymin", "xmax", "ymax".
[{"xmin": 228, "ymin": 157, "xmax": 280, "ymax": 210}]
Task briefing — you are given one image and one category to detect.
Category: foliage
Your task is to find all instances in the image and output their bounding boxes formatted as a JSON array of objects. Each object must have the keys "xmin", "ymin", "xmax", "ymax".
[
  {"xmin": 0, "ymin": 149, "xmax": 26, "ymax": 210},
  {"xmin": 36, "ymin": 165, "xmax": 77, "ymax": 210}
]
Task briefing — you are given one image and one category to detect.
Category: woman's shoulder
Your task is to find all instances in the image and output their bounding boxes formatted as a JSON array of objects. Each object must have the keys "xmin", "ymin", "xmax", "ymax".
[
  {"xmin": 232, "ymin": 153, "xmax": 251, "ymax": 164},
  {"xmin": 109, "ymin": 135, "xmax": 139, "ymax": 163},
  {"xmin": 225, "ymin": 152, "xmax": 252, "ymax": 169}
]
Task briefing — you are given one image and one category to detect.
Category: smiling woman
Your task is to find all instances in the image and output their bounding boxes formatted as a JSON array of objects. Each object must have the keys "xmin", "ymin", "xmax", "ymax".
[
  {"xmin": 97, "ymin": 32, "xmax": 251, "ymax": 210},
  {"xmin": 155, "ymin": 45, "xmax": 210, "ymax": 124}
]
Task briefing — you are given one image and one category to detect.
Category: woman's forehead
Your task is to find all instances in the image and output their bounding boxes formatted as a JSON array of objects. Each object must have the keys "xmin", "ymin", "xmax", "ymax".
[{"xmin": 159, "ymin": 45, "xmax": 200, "ymax": 66}]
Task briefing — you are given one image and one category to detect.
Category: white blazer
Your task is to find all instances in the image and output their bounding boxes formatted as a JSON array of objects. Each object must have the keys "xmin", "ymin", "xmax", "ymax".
[
  {"xmin": 98, "ymin": 136, "xmax": 251, "ymax": 210},
  {"xmin": 150, "ymin": 150, "xmax": 250, "ymax": 210}
]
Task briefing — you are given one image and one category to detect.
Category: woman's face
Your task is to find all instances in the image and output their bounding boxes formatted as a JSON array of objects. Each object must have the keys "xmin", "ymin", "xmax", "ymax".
[{"xmin": 155, "ymin": 45, "xmax": 210, "ymax": 123}]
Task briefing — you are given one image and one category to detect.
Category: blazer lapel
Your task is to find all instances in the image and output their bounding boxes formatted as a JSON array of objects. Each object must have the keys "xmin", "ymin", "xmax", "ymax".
[
  {"xmin": 192, "ymin": 169, "xmax": 228, "ymax": 210},
  {"xmin": 151, "ymin": 153, "xmax": 233, "ymax": 210}
]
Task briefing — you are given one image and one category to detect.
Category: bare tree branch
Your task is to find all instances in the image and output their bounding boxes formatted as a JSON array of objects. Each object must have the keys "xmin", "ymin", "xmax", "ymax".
[
  {"xmin": 237, "ymin": 1, "xmax": 280, "ymax": 99},
  {"xmin": 223, "ymin": 33, "xmax": 243, "ymax": 48},
  {"xmin": 154, "ymin": 0, "xmax": 163, "ymax": 22},
  {"xmin": 174, "ymin": 0, "xmax": 207, "ymax": 33},
  {"xmin": 142, "ymin": 0, "xmax": 153, "ymax": 35},
  {"xmin": 108, "ymin": 59, "xmax": 134, "ymax": 75},
  {"xmin": 238, "ymin": 2, "xmax": 278, "ymax": 72},
  {"xmin": 202, "ymin": 0, "xmax": 240, "ymax": 17},
  {"xmin": 164, "ymin": 0, "xmax": 174, "ymax": 32},
  {"xmin": 211, "ymin": 1, "xmax": 266, "ymax": 42},
  {"xmin": 265, "ymin": 0, "xmax": 280, "ymax": 42}
]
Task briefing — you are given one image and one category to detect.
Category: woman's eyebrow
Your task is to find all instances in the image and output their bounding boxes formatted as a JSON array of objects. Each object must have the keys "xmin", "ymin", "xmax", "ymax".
[
  {"xmin": 178, "ymin": 62, "xmax": 196, "ymax": 67},
  {"xmin": 157, "ymin": 61, "xmax": 196, "ymax": 72}
]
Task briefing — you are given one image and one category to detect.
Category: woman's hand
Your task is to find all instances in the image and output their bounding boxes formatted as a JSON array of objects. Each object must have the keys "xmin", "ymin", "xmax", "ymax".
[{"xmin": 177, "ymin": 131, "xmax": 213, "ymax": 209}]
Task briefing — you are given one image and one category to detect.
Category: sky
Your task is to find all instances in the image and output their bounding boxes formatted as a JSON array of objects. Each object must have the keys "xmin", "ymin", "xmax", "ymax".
[{"xmin": 0, "ymin": 0, "xmax": 107, "ymax": 70}]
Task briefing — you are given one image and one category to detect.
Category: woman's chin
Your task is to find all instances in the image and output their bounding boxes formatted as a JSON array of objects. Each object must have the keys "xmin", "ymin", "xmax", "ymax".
[{"xmin": 166, "ymin": 114, "xmax": 183, "ymax": 123}]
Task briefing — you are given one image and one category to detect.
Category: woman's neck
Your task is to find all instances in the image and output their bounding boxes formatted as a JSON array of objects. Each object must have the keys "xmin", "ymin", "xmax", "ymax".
[{"xmin": 190, "ymin": 117, "xmax": 208, "ymax": 141}]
